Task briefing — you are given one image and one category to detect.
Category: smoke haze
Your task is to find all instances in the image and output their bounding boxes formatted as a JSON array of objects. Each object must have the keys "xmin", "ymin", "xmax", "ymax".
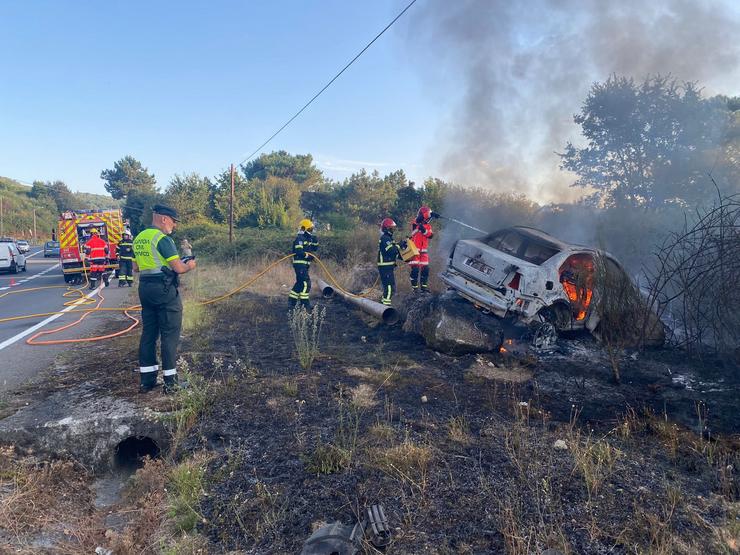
[{"xmin": 408, "ymin": 0, "xmax": 740, "ymax": 203}]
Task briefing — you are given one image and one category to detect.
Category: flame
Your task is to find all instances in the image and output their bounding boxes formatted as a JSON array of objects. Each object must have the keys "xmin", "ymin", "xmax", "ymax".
[
  {"xmin": 499, "ymin": 346, "xmax": 507, "ymax": 353},
  {"xmin": 562, "ymin": 277, "xmax": 593, "ymax": 321}
]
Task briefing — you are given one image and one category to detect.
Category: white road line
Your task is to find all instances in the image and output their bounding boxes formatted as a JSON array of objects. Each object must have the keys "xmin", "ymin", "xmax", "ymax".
[
  {"xmin": 0, "ymin": 285, "xmax": 101, "ymax": 351},
  {"xmin": 0, "ymin": 264, "xmax": 60, "ymax": 290},
  {"xmin": 25, "ymin": 250, "xmax": 43, "ymax": 259}
]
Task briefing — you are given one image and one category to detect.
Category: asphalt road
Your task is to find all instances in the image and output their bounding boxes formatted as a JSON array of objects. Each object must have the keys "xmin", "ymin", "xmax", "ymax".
[{"xmin": 0, "ymin": 247, "xmax": 135, "ymax": 393}]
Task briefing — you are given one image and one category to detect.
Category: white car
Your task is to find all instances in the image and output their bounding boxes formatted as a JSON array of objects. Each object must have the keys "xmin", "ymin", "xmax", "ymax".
[
  {"xmin": 440, "ymin": 226, "xmax": 646, "ymax": 344},
  {"xmin": 16, "ymin": 240, "xmax": 30, "ymax": 253},
  {"xmin": 0, "ymin": 242, "xmax": 27, "ymax": 274}
]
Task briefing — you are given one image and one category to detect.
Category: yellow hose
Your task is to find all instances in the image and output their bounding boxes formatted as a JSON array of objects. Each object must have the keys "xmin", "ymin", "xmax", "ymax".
[{"xmin": 0, "ymin": 253, "xmax": 385, "ymax": 341}]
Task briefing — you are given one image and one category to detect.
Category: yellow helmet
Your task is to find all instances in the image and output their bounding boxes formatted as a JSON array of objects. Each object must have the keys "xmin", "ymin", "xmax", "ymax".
[
  {"xmin": 299, "ymin": 218, "xmax": 314, "ymax": 231},
  {"xmin": 90, "ymin": 228, "xmax": 99, "ymax": 234}
]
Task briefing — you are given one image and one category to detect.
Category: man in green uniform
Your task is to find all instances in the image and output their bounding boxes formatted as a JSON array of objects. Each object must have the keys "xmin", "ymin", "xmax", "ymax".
[{"xmin": 133, "ymin": 205, "xmax": 196, "ymax": 393}]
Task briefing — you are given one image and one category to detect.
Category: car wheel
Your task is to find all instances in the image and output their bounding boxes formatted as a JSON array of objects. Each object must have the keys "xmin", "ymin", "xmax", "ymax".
[
  {"xmin": 22, "ymin": 263, "xmax": 27, "ymax": 272},
  {"xmin": 9, "ymin": 262, "xmax": 17, "ymax": 274},
  {"xmin": 531, "ymin": 321, "xmax": 558, "ymax": 350}
]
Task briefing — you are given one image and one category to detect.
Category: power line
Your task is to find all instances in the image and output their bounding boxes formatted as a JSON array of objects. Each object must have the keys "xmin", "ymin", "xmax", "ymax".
[{"xmin": 238, "ymin": 0, "xmax": 418, "ymax": 167}]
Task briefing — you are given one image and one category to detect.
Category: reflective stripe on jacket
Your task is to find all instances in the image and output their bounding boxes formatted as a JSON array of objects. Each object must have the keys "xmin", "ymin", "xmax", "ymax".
[
  {"xmin": 292, "ymin": 231, "xmax": 318, "ymax": 265},
  {"xmin": 378, "ymin": 231, "xmax": 401, "ymax": 266}
]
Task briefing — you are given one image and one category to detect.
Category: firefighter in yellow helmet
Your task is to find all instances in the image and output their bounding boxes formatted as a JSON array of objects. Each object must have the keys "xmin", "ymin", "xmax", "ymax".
[{"xmin": 289, "ymin": 218, "xmax": 319, "ymax": 308}]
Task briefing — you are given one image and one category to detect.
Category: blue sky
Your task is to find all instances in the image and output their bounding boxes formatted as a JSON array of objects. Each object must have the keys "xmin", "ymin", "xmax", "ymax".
[
  {"xmin": 2, "ymin": 1, "xmax": 739, "ymax": 203},
  {"xmin": 0, "ymin": 1, "xmax": 434, "ymax": 194}
]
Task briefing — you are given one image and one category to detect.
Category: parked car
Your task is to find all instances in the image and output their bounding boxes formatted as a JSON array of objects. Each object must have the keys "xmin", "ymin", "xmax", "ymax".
[
  {"xmin": 16, "ymin": 240, "xmax": 30, "ymax": 253},
  {"xmin": 440, "ymin": 226, "xmax": 654, "ymax": 345},
  {"xmin": 44, "ymin": 241, "xmax": 61, "ymax": 258},
  {"xmin": 0, "ymin": 242, "xmax": 27, "ymax": 273}
]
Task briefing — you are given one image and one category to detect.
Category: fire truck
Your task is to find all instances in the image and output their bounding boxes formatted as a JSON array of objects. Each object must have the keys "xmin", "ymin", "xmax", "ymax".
[{"xmin": 57, "ymin": 209, "xmax": 125, "ymax": 284}]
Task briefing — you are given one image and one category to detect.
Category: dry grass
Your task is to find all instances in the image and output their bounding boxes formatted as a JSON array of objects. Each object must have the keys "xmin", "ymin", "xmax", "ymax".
[
  {"xmin": 0, "ymin": 447, "xmax": 92, "ymax": 546},
  {"xmin": 369, "ymin": 438, "xmax": 433, "ymax": 493},
  {"xmin": 448, "ymin": 414, "xmax": 472, "ymax": 444},
  {"xmin": 569, "ymin": 431, "xmax": 621, "ymax": 500}
]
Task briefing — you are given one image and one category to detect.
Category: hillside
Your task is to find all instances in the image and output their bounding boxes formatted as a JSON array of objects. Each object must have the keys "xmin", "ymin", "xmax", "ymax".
[{"xmin": 0, "ymin": 176, "xmax": 120, "ymax": 241}]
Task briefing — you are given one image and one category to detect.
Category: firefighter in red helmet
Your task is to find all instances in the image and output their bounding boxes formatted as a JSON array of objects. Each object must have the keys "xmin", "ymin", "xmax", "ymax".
[
  {"xmin": 377, "ymin": 218, "xmax": 404, "ymax": 307},
  {"xmin": 409, "ymin": 206, "xmax": 439, "ymax": 291}
]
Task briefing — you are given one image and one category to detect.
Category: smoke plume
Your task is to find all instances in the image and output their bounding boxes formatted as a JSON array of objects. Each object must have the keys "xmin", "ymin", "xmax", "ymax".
[{"xmin": 407, "ymin": 0, "xmax": 740, "ymax": 203}]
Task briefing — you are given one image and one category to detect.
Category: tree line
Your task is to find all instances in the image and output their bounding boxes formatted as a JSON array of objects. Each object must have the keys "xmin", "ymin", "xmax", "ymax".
[{"xmin": 99, "ymin": 74, "xmax": 737, "ymax": 236}]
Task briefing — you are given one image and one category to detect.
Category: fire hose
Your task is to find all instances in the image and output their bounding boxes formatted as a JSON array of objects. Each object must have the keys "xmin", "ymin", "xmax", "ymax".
[{"xmin": 0, "ymin": 253, "xmax": 382, "ymax": 345}]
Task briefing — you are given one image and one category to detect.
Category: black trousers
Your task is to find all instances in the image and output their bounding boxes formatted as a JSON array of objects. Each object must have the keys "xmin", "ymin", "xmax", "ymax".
[
  {"xmin": 289, "ymin": 264, "xmax": 311, "ymax": 307},
  {"xmin": 118, "ymin": 259, "xmax": 133, "ymax": 283},
  {"xmin": 138, "ymin": 278, "xmax": 183, "ymax": 388},
  {"xmin": 410, "ymin": 265, "xmax": 429, "ymax": 289},
  {"xmin": 378, "ymin": 266, "xmax": 395, "ymax": 305}
]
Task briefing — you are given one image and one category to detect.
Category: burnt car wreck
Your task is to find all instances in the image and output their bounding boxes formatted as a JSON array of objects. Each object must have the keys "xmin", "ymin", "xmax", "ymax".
[{"xmin": 440, "ymin": 226, "xmax": 662, "ymax": 347}]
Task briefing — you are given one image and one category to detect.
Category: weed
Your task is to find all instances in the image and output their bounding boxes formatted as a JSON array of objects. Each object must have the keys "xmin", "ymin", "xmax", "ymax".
[
  {"xmin": 168, "ymin": 454, "xmax": 211, "ymax": 532},
  {"xmin": 448, "ymin": 415, "xmax": 472, "ymax": 444},
  {"xmin": 369, "ymin": 422, "xmax": 395, "ymax": 442},
  {"xmin": 570, "ymin": 432, "xmax": 620, "ymax": 500},
  {"xmin": 370, "ymin": 437, "xmax": 433, "ymax": 494},
  {"xmin": 165, "ymin": 359, "xmax": 214, "ymax": 457},
  {"xmin": 288, "ymin": 305, "xmax": 326, "ymax": 370},
  {"xmin": 304, "ymin": 442, "xmax": 351, "ymax": 474},
  {"xmin": 303, "ymin": 393, "xmax": 360, "ymax": 474},
  {"xmin": 282, "ymin": 380, "xmax": 298, "ymax": 397}
]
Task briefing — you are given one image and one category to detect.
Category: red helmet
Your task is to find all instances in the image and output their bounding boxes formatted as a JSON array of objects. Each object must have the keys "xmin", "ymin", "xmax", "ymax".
[
  {"xmin": 381, "ymin": 218, "xmax": 397, "ymax": 231},
  {"xmin": 418, "ymin": 206, "xmax": 432, "ymax": 220}
]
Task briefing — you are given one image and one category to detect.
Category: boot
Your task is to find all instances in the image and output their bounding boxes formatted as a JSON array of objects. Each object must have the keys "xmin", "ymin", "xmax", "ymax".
[{"xmin": 128, "ymin": 282, "xmax": 132, "ymax": 287}]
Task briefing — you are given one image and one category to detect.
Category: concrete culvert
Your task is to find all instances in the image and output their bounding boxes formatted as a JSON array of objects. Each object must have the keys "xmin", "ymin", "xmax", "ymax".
[{"xmin": 114, "ymin": 436, "xmax": 160, "ymax": 469}]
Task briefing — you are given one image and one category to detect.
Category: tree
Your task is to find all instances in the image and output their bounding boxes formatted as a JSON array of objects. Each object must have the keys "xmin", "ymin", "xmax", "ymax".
[
  {"xmin": 337, "ymin": 169, "xmax": 400, "ymax": 224},
  {"xmin": 31, "ymin": 180, "xmax": 74, "ymax": 212},
  {"xmin": 211, "ymin": 169, "xmax": 253, "ymax": 226},
  {"xmin": 242, "ymin": 151, "xmax": 323, "ymax": 190},
  {"xmin": 124, "ymin": 189, "xmax": 162, "ymax": 233},
  {"xmin": 164, "ymin": 173, "xmax": 212, "ymax": 222},
  {"xmin": 561, "ymin": 75, "xmax": 738, "ymax": 209},
  {"xmin": 100, "ymin": 156, "xmax": 157, "ymax": 200}
]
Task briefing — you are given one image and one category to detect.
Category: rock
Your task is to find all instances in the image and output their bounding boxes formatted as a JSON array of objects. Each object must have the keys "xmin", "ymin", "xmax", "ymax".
[
  {"xmin": 405, "ymin": 292, "xmax": 503, "ymax": 355},
  {"xmin": 421, "ymin": 395, "xmax": 428, "ymax": 403},
  {"xmin": 553, "ymin": 439, "xmax": 568, "ymax": 450}
]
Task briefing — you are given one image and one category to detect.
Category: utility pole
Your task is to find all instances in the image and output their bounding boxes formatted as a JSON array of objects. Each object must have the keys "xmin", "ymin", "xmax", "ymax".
[
  {"xmin": 32, "ymin": 208, "xmax": 37, "ymax": 244},
  {"xmin": 229, "ymin": 163, "xmax": 235, "ymax": 244},
  {"xmin": 0, "ymin": 196, "xmax": 3, "ymax": 237}
]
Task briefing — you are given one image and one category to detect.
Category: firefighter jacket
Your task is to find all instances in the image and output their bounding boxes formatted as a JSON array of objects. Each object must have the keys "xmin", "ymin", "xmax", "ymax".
[
  {"xmin": 378, "ymin": 231, "xmax": 402, "ymax": 267},
  {"xmin": 292, "ymin": 231, "xmax": 319, "ymax": 265},
  {"xmin": 118, "ymin": 239, "xmax": 134, "ymax": 260},
  {"xmin": 84, "ymin": 235, "xmax": 108, "ymax": 260},
  {"xmin": 410, "ymin": 222, "xmax": 433, "ymax": 253}
]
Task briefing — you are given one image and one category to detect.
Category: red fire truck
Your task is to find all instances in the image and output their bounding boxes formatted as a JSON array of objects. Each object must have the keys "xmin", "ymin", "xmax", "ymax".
[{"xmin": 57, "ymin": 209, "xmax": 125, "ymax": 285}]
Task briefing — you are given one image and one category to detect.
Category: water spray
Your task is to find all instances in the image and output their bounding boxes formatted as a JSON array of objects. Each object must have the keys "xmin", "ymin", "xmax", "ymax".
[{"xmin": 436, "ymin": 214, "xmax": 488, "ymax": 235}]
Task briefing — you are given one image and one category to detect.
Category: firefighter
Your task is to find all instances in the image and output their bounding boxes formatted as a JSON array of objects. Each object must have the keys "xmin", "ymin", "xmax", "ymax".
[
  {"xmin": 408, "ymin": 206, "xmax": 439, "ymax": 291},
  {"xmin": 84, "ymin": 228, "xmax": 109, "ymax": 289},
  {"xmin": 289, "ymin": 218, "xmax": 319, "ymax": 309},
  {"xmin": 377, "ymin": 218, "xmax": 404, "ymax": 307},
  {"xmin": 117, "ymin": 231, "xmax": 134, "ymax": 287},
  {"xmin": 133, "ymin": 204, "xmax": 196, "ymax": 394}
]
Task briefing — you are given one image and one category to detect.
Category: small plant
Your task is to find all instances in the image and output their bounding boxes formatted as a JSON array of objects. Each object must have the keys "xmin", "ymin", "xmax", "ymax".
[
  {"xmin": 448, "ymin": 414, "xmax": 472, "ymax": 444},
  {"xmin": 283, "ymin": 380, "xmax": 298, "ymax": 397},
  {"xmin": 288, "ymin": 305, "xmax": 326, "ymax": 370},
  {"xmin": 165, "ymin": 358, "xmax": 214, "ymax": 456},
  {"xmin": 304, "ymin": 442, "xmax": 351, "ymax": 474},
  {"xmin": 571, "ymin": 433, "xmax": 620, "ymax": 500},
  {"xmin": 167, "ymin": 455, "xmax": 210, "ymax": 532}
]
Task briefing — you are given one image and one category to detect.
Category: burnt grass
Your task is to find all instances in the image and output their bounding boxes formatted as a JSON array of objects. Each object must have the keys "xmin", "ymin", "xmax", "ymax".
[
  {"xmin": 181, "ymin": 293, "xmax": 737, "ymax": 554},
  {"xmin": 5, "ymin": 290, "xmax": 738, "ymax": 554}
]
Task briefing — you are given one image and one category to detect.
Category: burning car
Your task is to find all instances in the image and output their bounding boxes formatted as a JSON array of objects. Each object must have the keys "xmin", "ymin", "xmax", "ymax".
[{"xmin": 440, "ymin": 226, "xmax": 641, "ymax": 345}]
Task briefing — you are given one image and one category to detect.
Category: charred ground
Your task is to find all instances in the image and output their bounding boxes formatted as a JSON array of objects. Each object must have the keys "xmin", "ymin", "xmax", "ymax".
[{"xmin": 0, "ymin": 283, "xmax": 738, "ymax": 554}]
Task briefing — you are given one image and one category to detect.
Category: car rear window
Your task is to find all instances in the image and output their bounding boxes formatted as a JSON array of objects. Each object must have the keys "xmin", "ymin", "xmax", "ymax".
[{"xmin": 483, "ymin": 230, "xmax": 560, "ymax": 265}]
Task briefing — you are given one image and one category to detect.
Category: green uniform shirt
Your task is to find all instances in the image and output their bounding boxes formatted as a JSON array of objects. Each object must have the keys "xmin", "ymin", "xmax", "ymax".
[{"xmin": 133, "ymin": 227, "xmax": 179, "ymax": 275}]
